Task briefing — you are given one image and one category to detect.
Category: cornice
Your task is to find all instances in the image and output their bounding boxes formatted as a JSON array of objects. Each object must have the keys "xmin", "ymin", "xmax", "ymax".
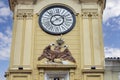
[
  {"xmin": 97, "ymin": 0, "xmax": 106, "ymax": 11},
  {"xmin": 9, "ymin": 0, "xmax": 36, "ymax": 11},
  {"xmin": 9, "ymin": 69, "xmax": 32, "ymax": 73},
  {"xmin": 105, "ymin": 57, "xmax": 120, "ymax": 60},
  {"xmin": 4, "ymin": 69, "xmax": 32, "ymax": 77},
  {"xmin": 37, "ymin": 64, "xmax": 77, "ymax": 69},
  {"xmin": 9, "ymin": 0, "xmax": 17, "ymax": 11},
  {"xmin": 9, "ymin": 0, "xmax": 106, "ymax": 12},
  {"xmin": 105, "ymin": 57, "xmax": 120, "ymax": 67},
  {"xmin": 82, "ymin": 69, "xmax": 104, "ymax": 73},
  {"xmin": 79, "ymin": 0, "xmax": 106, "ymax": 9}
]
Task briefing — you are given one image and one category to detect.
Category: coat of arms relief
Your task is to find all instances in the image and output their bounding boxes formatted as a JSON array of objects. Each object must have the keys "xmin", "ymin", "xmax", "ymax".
[{"xmin": 38, "ymin": 36, "xmax": 76, "ymax": 64}]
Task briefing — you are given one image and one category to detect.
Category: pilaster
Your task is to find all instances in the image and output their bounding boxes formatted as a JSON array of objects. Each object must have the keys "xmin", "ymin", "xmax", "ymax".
[
  {"xmin": 70, "ymin": 69, "xmax": 75, "ymax": 80},
  {"xmin": 11, "ymin": 9, "xmax": 33, "ymax": 68},
  {"xmin": 81, "ymin": 9, "xmax": 103, "ymax": 69},
  {"xmin": 39, "ymin": 69, "xmax": 44, "ymax": 80}
]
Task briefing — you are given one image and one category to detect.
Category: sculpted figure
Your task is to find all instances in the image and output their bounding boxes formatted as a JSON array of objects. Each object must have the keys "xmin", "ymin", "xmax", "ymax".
[{"xmin": 38, "ymin": 44, "xmax": 76, "ymax": 63}]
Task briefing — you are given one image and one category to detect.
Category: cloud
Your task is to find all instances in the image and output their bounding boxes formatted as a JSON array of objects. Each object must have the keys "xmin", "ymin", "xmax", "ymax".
[
  {"xmin": 0, "ymin": 18, "xmax": 6, "ymax": 23},
  {"xmin": 103, "ymin": 17, "xmax": 120, "ymax": 31},
  {"xmin": 0, "ymin": 27, "xmax": 12, "ymax": 60},
  {"xmin": 0, "ymin": 7, "xmax": 12, "ymax": 17},
  {"xmin": 0, "ymin": 0, "xmax": 13, "ymax": 22},
  {"xmin": 0, "ymin": 1, "xmax": 6, "ymax": 7},
  {"xmin": 0, "ymin": 1, "xmax": 13, "ymax": 24},
  {"xmin": 104, "ymin": 47, "xmax": 120, "ymax": 57},
  {"xmin": 103, "ymin": 0, "xmax": 120, "ymax": 22}
]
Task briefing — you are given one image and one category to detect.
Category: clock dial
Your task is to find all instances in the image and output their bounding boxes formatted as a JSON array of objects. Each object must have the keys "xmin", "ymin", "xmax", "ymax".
[{"xmin": 39, "ymin": 5, "xmax": 76, "ymax": 35}]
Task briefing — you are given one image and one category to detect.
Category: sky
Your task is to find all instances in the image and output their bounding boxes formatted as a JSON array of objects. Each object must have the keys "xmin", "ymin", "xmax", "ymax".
[{"xmin": 0, "ymin": 0, "xmax": 120, "ymax": 80}]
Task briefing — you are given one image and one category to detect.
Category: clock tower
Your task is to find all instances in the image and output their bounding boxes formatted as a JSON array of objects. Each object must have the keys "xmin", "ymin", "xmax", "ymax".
[{"xmin": 6, "ymin": 0, "xmax": 106, "ymax": 80}]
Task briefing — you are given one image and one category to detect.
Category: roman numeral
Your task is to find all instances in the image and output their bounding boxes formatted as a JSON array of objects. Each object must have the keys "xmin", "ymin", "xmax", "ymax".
[
  {"xmin": 60, "ymin": 25, "xmax": 66, "ymax": 31},
  {"xmin": 55, "ymin": 8, "xmax": 60, "ymax": 14},
  {"xmin": 47, "ymin": 9, "xmax": 54, "ymax": 16},
  {"xmin": 61, "ymin": 9, "xmax": 65, "ymax": 15},
  {"xmin": 48, "ymin": 25, "xmax": 54, "ymax": 32},
  {"xmin": 43, "ymin": 21, "xmax": 51, "ymax": 28},
  {"xmin": 64, "ymin": 21, "xmax": 71, "ymax": 28},
  {"xmin": 66, "ymin": 18, "xmax": 72, "ymax": 22}
]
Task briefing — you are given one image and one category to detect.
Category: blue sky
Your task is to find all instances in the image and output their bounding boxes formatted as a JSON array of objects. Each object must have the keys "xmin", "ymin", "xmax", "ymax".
[{"xmin": 0, "ymin": 0, "xmax": 120, "ymax": 80}]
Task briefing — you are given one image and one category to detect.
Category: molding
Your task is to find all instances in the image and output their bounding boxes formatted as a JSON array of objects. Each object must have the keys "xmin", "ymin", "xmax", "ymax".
[
  {"xmin": 5, "ymin": 69, "xmax": 32, "ymax": 77},
  {"xmin": 16, "ymin": 9, "xmax": 33, "ymax": 20},
  {"xmin": 105, "ymin": 58, "xmax": 120, "ymax": 66},
  {"xmin": 8, "ymin": 69, "xmax": 32, "ymax": 73},
  {"xmin": 105, "ymin": 58, "xmax": 120, "ymax": 71},
  {"xmin": 82, "ymin": 69, "xmax": 104, "ymax": 73},
  {"xmin": 37, "ymin": 64, "xmax": 77, "ymax": 69},
  {"xmin": 9, "ymin": 0, "xmax": 17, "ymax": 11},
  {"xmin": 9, "ymin": 0, "xmax": 106, "ymax": 12},
  {"xmin": 81, "ymin": 9, "xmax": 98, "ymax": 18},
  {"xmin": 84, "ymin": 65, "xmax": 104, "ymax": 68},
  {"xmin": 97, "ymin": 0, "xmax": 106, "ymax": 9},
  {"xmin": 9, "ymin": 0, "xmax": 37, "ymax": 11}
]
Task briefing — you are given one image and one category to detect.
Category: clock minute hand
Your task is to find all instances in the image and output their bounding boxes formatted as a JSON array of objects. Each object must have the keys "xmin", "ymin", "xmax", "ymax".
[{"xmin": 52, "ymin": 16, "xmax": 62, "ymax": 22}]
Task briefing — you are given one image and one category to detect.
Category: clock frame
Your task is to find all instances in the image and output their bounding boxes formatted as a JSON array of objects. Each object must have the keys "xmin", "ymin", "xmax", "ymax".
[{"xmin": 39, "ymin": 5, "xmax": 76, "ymax": 35}]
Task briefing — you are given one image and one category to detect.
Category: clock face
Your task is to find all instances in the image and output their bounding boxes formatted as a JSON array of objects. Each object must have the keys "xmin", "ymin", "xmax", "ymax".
[{"xmin": 39, "ymin": 5, "xmax": 76, "ymax": 35}]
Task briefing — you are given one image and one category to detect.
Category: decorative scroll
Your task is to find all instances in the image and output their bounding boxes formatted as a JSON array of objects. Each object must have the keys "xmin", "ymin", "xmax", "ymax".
[{"xmin": 17, "ymin": 9, "xmax": 33, "ymax": 19}]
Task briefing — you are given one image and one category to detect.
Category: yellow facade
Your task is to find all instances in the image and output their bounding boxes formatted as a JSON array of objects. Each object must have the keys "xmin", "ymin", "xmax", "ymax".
[{"xmin": 6, "ymin": 0, "xmax": 106, "ymax": 80}]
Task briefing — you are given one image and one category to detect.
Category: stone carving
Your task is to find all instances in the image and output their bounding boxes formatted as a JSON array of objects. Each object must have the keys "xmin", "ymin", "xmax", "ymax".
[
  {"xmin": 81, "ymin": 9, "xmax": 98, "ymax": 18},
  {"xmin": 38, "ymin": 37, "xmax": 76, "ymax": 64},
  {"xmin": 17, "ymin": 9, "xmax": 33, "ymax": 19}
]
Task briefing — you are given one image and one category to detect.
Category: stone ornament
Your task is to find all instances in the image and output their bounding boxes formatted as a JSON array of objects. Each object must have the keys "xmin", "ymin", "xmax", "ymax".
[
  {"xmin": 16, "ymin": 9, "xmax": 33, "ymax": 19},
  {"xmin": 38, "ymin": 37, "xmax": 76, "ymax": 64},
  {"xmin": 81, "ymin": 9, "xmax": 98, "ymax": 18}
]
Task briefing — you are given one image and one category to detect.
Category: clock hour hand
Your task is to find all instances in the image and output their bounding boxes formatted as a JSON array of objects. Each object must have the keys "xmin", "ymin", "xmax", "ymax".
[
  {"xmin": 50, "ymin": 15, "xmax": 64, "ymax": 26},
  {"xmin": 51, "ymin": 16, "xmax": 63, "ymax": 23}
]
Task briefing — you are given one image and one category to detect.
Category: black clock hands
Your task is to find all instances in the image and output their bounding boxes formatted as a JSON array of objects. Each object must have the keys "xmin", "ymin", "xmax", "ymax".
[{"xmin": 50, "ymin": 15, "xmax": 64, "ymax": 26}]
